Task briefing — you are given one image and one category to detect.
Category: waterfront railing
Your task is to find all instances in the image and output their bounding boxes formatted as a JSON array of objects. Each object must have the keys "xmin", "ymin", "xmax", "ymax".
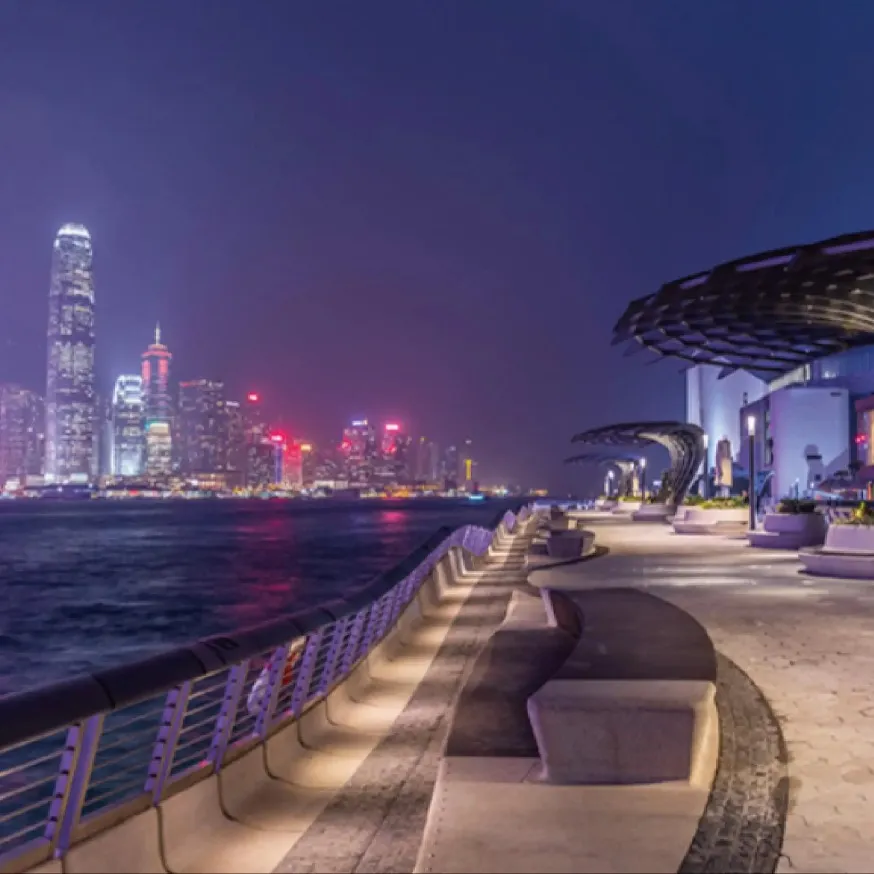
[{"xmin": 0, "ymin": 504, "xmax": 531, "ymax": 872}]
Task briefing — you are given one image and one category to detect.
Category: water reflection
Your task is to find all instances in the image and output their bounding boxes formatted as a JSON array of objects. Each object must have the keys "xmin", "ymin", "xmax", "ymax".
[{"xmin": 0, "ymin": 498, "xmax": 507, "ymax": 693}]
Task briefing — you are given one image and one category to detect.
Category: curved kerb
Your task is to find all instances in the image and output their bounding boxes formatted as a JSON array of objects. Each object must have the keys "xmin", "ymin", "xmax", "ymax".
[{"xmin": 0, "ymin": 503, "xmax": 534, "ymax": 873}]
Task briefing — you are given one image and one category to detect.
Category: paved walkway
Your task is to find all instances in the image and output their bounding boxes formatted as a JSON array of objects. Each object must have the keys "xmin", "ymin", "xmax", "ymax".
[
  {"xmin": 273, "ymin": 532, "xmax": 533, "ymax": 873},
  {"xmin": 535, "ymin": 516, "xmax": 874, "ymax": 874}
]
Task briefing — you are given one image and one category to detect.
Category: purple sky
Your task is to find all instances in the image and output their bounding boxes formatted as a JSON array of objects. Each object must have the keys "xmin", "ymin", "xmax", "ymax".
[{"xmin": 1, "ymin": 1, "xmax": 873, "ymax": 490}]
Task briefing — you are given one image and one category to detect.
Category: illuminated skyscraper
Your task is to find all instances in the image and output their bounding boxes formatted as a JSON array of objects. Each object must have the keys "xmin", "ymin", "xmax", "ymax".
[
  {"xmin": 111, "ymin": 375, "xmax": 145, "ymax": 476},
  {"xmin": 0, "ymin": 385, "xmax": 44, "ymax": 487},
  {"xmin": 461, "ymin": 437, "xmax": 476, "ymax": 489},
  {"xmin": 341, "ymin": 419, "xmax": 376, "ymax": 484},
  {"xmin": 178, "ymin": 380, "xmax": 227, "ymax": 474},
  {"xmin": 45, "ymin": 223, "xmax": 96, "ymax": 482},
  {"xmin": 141, "ymin": 325, "xmax": 173, "ymax": 477}
]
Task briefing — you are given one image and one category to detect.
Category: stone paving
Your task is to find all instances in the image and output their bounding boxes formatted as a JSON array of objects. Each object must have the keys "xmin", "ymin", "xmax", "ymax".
[
  {"xmin": 273, "ymin": 541, "xmax": 532, "ymax": 874},
  {"xmin": 539, "ymin": 518, "xmax": 874, "ymax": 874}
]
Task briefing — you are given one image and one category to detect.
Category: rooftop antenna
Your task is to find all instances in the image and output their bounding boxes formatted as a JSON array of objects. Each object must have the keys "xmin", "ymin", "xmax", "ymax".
[{"xmin": 155, "ymin": 322, "xmax": 161, "ymax": 345}]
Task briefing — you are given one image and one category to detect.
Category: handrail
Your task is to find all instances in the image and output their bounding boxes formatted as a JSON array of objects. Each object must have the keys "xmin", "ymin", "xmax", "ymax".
[{"xmin": 0, "ymin": 503, "xmax": 533, "ymax": 871}]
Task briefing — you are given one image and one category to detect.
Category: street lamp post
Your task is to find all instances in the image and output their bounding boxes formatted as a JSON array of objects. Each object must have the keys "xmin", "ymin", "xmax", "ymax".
[
  {"xmin": 747, "ymin": 415, "xmax": 756, "ymax": 531},
  {"xmin": 639, "ymin": 457, "xmax": 647, "ymax": 500},
  {"xmin": 701, "ymin": 433, "xmax": 709, "ymax": 499}
]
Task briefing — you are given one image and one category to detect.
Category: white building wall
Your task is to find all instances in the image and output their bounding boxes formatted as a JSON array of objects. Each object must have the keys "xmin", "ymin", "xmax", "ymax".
[
  {"xmin": 686, "ymin": 365, "xmax": 767, "ymax": 471},
  {"xmin": 769, "ymin": 386, "xmax": 850, "ymax": 499}
]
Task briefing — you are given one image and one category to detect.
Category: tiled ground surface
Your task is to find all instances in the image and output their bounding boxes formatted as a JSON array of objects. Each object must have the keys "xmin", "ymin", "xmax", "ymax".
[{"xmin": 541, "ymin": 519, "xmax": 874, "ymax": 874}]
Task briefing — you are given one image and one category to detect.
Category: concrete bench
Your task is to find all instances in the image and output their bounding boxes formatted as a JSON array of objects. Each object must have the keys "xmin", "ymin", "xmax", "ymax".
[
  {"xmin": 529, "ymin": 589, "xmax": 717, "ymax": 786},
  {"xmin": 444, "ymin": 591, "xmax": 582, "ymax": 759},
  {"xmin": 673, "ymin": 507, "xmax": 748, "ymax": 535},
  {"xmin": 631, "ymin": 502, "xmax": 673, "ymax": 522},
  {"xmin": 416, "ymin": 589, "xmax": 719, "ymax": 874}
]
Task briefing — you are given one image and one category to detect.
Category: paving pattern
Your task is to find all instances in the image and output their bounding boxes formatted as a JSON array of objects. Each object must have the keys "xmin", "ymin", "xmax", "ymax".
[
  {"xmin": 680, "ymin": 653, "xmax": 788, "ymax": 874},
  {"xmin": 541, "ymin": 520, "xmax": 874, "ymax": 874},
  {"xmin": 273, "ymin": 539, "xmax": 532, "ymax": 874}
]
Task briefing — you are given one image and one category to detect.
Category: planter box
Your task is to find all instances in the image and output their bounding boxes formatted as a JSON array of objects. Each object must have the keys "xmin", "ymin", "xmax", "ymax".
[
  {"xmin": 595, "ymin": 499, "xmax": 618, "ymax": 511},
  {"xmin": 612, "ymin": 501, "xmax": 641, "ymax": 514},
  {"xmin": 748, "ymin": 511, "xmax": 827, "ymax": 550},
  {"xmin": 632, "ymin": 502, "xmax": 673, "ymax": 522},
  {"xmin": 672, "ymin": 507, "xmax": 748, "ymax": 535},
  {"xmin": 800, "ymin": 523, "xmax": 874, "ymax": 578},
  {"xmin": 824, "ymin": 524, "xmax": 874, "ymax": 553}
]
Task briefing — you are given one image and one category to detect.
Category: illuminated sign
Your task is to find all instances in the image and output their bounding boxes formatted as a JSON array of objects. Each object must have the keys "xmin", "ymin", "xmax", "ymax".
[
  {"xmin": 300, "ymin": 443, "xmax": 313, "ymax": 452},
  {"xmin": 385, "ymin": 423, "xmax": 400, "ymax": 432},
  {"xmin": 351, "ymin": 419, "xmax": 367, "ymax": 427},
  {"xmin": 270, "ymin": 433, "xmax": 285, "ymax": 443},
  {"xmin": 247, "ymin": 393, "xmax": 260, "ymax": 403}
]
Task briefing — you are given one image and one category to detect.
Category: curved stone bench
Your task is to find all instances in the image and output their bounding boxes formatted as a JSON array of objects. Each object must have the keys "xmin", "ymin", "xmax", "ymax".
[
  {"xmin": 416, "ymin": 588, "xmax": 719, "ymax": 874},
  {"xmin": 748, "ymin": 511, "xmax": 827, "ymax": 550},
  {"xmin": 631, "ymin": 502, "xmax": 673, "ymax": 522},
  {"xmin": 800, "ymin": 523, "xmax": 874, "ymax": 578},
  {"xmin": 673, "ymin": 507, "xmax": 748, "ymax": 535},
  {"xmin": 444, "ymin": 590, "xmax": 582, "ymax": 759}
]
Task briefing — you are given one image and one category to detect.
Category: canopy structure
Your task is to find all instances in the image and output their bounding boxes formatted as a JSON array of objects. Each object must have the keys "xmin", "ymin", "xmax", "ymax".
[
  {"xmin": 564, "ymin": 450, "xmax": 640, "ymax": 497},
  {"xmin": 570, "ymin": 421, "xmax": 705, "ymax": 506},
  {"xmin": 612, "ymin": 230, "xmax": 874, "ymax": 377}
]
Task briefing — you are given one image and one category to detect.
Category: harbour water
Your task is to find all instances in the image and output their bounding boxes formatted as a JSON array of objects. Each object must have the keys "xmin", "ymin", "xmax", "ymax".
[{"xmin": 0, "ymin": 498, "xmax": 511, "ymax": 696}]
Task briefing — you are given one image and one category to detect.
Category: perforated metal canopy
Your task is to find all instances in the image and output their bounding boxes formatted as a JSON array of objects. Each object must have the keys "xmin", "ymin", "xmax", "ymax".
[
  {"xmin": 613, "ymin": 230, "xmax": 874, "ymax": 376},
  {"xmin": 570, "ymin": 421, "xmax": 705, "ymax": 506}
]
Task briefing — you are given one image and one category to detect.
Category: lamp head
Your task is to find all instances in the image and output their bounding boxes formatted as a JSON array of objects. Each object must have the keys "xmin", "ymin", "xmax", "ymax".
[{"xmin": 747, "ymin": 414, "xmax": 756, "ymax": 437}]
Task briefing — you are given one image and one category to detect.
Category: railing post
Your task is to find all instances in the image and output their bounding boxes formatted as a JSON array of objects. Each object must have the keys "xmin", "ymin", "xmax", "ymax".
[
  {"xmin": 208, "ymin": 661, "xmax": 250, "ymax": 770},
  {"xmin": 145, "ymin": 681, "xmax": 192, "ymax": 803},
  {"xmin": 318, "ymin": 616, "xmax": 351, "ymax": 694},
  {"xmin": 254, "ymin": 644, "xmax": 291, "ymax": 738},
  {"xmin": 45, "ymin": 713, "xmax": 105, "ymax": 856},
  {"xmin": 340, "ymin": 609, "xmax": 368, "ymax": 675},
  {"xmin": 289, "ymin": 630, "xmax": 325, "ymax": 718}
]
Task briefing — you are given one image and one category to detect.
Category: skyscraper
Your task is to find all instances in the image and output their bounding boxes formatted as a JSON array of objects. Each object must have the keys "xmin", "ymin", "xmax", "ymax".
[
  {"xmin": 44, "ymin": 223, "xmax": 96, "ymax": 483},
  {"xmin": 0, "ymin": 385, "xmax": 44, "ymax": 488},
  {"xmin": 111, "ymin": 375, "xmax": 145, "ymax": 476},
  {"xmin": 178, "ymin": 380, "xmax": 227, "ymax": 475},
  {"xmin": 141, "ymin": 325, "xmax": 173, "ymax": 477}
]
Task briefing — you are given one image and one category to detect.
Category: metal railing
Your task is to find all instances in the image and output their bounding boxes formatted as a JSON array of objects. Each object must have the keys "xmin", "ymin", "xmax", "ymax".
[{"xmin": 0, "ymin": 504, "xmax": 532, "ymax": 871}]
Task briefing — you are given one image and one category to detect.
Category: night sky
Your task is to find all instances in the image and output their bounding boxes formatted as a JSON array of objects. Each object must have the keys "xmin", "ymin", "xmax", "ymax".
[{"xmin": 1, "ymin": 1, "xmax": 873, "ymax": 491}]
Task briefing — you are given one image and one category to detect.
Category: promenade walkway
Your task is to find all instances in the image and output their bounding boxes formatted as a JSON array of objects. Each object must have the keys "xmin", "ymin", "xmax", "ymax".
[
  {"xmin": 532, "ymin": 515, "xmax": 874, "ymax": 874},
  {"xmin": 267, "ymin": 527, "xmax": 534, "ymax": 874}
]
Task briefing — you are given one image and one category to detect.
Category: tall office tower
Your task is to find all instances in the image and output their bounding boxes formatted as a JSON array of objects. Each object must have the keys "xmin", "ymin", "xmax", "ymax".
[
  {"xmin": 45, "ymin": 223, "xmax": 96, "ymax": 483},
  {"xmin": 111, "ymin": 375, "xmax": 145, "ymax": 476},
  {"xmin": 178, "ymin": 380, "xmax": 228, "ymax": 474},
  {"xmin": 380, "ymin": 422, "xmax": 411, "ymax": 483},
  {"xmin": 341, "ymin": 419, "xmax": 376, "ymax": 484},
  {"xmin": 461, "ymin": 437, "xmax": 476, "ymax": 489},
  {"xmin": 225, "ymin": 400, "xmax": 245, "ymax": 486},
  {"xmin": 141, "ymin": 324, "xmax": 173, "ymax": 477},
  {"xmin": 0, "ymin": 385, "xmax": 44, "ymax": 488},
  {"xmin": 427, "ymin": 440, "xmax": 441, "ymax": 482},
  {"xmin": 415, "ymin": 436, "xmax": 429, "ymax": 481},
  {"xmin": 442, "ymin": 444, "xmax": 460, "ymax": 488}
]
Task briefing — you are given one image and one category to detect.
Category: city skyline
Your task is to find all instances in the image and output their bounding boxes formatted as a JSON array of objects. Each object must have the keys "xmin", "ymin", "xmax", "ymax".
[
  {"xmin": 3, "ymin": 3, "xmax": 874, "ymax": 490},
  {"xmin": 0, "ymin": 222, "xmax": 484, "ymax": 492}
]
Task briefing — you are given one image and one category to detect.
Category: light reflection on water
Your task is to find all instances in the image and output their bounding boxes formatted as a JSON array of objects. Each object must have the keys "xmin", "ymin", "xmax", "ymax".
[{"xmin": 0, "ymin": 498, "xmax": 507, "ymax": 695}]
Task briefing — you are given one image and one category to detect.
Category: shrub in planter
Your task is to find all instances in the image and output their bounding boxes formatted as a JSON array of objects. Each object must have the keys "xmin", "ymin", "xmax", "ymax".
[
  {"xmin": 776, "ymin": 498, "xmax": 817, "ymax": 514},
  {"xmin": 619, "ymin": 495, "xmax": 641, "ymax": 502},
  {"xmin": 683, "ymin": 494, "xmax": 706, "ymax": 506},
  {"xmin": 700, "ymin": 496, "xmax": 747, "ymax": 510},
  {"xmin": 834, "ymin": 502, "xmax": 874, "ymax": 526}
]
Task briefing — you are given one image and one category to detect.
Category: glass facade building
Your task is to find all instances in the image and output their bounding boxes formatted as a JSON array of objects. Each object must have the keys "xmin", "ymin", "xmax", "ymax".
[
  {"xmin": 111, "ymin": 375, "xmax": 145, "ymax": 477},
  {"xmin": 44, "ymin": 224, "xmax": 96, "ymax": 482},
  {"xmin": 0, "ymin": 385, "xmax": 44, "ymax": 487},
  {"xmin": 178, "ymin": 380, "xmax": 227, "ymax": 475}
]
